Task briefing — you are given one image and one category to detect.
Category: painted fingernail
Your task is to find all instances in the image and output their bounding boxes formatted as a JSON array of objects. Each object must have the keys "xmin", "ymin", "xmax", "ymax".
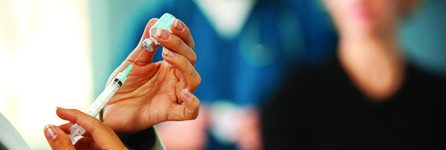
[
  {"xmin": 163, "ymin": 48, "xmax": 176, "ymax": 58},
  {"xmin": 44, "ymin": 124, "xmax": 58, "ymax": 141},
  {"xmin": 175, "ymin": 19, "xmax": 184, "ymax": 31},
  {"xmin": 156, "ymin": 29, "xmax": 170, "ymax": 40},
  {"xmin": 182, "ymin": 89, "xmax": 193, "ymax": 99}
]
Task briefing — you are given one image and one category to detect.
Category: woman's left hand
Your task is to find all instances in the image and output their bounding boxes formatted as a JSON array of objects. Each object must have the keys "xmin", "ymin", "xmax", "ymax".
[{"xmin": 102, "ymin": 18, "xmax": 201, "ymax": 134}]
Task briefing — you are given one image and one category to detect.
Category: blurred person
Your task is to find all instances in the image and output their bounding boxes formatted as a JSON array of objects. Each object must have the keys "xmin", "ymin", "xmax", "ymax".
[
  {"xmin": 262, "ymin": 0, "xmax": 446, "ymax": 149},
  {"xmin": 44, "ymin": 17, "xmax": 201, "ymax": 149}
]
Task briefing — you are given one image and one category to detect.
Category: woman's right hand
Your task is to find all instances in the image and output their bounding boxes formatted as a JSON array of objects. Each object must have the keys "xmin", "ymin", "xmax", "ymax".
[{"xmin": 44, "ymin": 107, "xmax": 127, "ymax": 150}]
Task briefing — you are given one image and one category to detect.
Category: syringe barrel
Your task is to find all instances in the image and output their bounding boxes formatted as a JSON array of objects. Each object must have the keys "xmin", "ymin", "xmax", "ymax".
[
  {"xmin": 69, "ymin": 75, "xmax": 123, "ymax": 143},
  {"xmin": 86, "ymin": 80, "xmax": 121, "ymax": 117}
]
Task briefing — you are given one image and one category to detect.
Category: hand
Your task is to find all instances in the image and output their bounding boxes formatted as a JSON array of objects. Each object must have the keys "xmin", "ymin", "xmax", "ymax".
[
  {"xmin": 102, "ymin": 18, "xmax": 201, "ymax": 134},
  {"xmin": 157, "ymin": 106, "xmax": 210, "ymax": 150},
  {"xmin": 44, "ymin": 107, "xmax": 126, "ymax": 150}
]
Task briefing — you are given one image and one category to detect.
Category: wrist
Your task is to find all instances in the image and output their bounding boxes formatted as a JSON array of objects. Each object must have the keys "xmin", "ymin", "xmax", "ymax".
[{"xmin": 119, "ymin": 127, "xmax": 157, "ymax": 150}]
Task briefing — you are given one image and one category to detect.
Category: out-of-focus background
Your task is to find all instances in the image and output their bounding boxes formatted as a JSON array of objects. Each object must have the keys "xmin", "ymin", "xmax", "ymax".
[{"xmin": 0, "ymin": 0, "xmax": 445, "ymax": 149}]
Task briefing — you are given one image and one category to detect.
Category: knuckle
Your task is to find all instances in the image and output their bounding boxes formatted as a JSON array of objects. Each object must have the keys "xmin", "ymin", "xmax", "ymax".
[
  {"xmin": 173, "ymin": 36, "xmax": 183, "ymax": 48},
  {"xmin": 189, "ymin": 37, "xmax": 195, "ymax": 49},
  {"xmin": 192, "ymin": 112, "xmax": 199, "ymax": 119},
  {"xmin": 189, "ymin": 75, "xmax": 200, "ymax": 89},
  {"xmin": 77, "ymin": 116, "xmax": 97, "ymax": 131},
  {"xmin": 192, "ymin": 101, "xmax": 200, "ymax": 119},
  {"xmin": 187, "ymin": 70, "xmax": 200, "ymax": 91},
  {"xmin": 190, "ymin": 41, "xmax": 195, "ymax": 50},
  {"xmin": 185, "ymin": 97, "xmax": 200, "ymax": 120},
  {"xmin": 191, "ymin": 72, "xmax": 201, "ymax": 87},
  {"xmin": 187, "ymin": 109, "xmax": 198, "ymax": 120},
  {"xmin": 195, "ymin": 99, "xmax": 201, "ymax": 108},
  {"xmin": 191, "ymin": 82, "xmax": 199, "ymax": 90},
  {"xmin": 190, "ymin": 52, "xmax": 197, "ymax": 64},
  {"xmin": 194, "ymin": 76, "xmax": 201, "ymax": 88},
  {"xmin": 196, "ymin": 73, "xmax": 202, "ymax": 85}
]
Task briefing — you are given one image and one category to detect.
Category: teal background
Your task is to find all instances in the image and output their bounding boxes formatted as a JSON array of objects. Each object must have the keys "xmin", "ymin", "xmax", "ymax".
[{"xmin": 89, "ymin": 0, "xmax": 446, "ymax": 98}]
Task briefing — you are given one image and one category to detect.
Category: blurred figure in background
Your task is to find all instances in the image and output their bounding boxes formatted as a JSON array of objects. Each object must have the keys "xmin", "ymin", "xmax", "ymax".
[{"xmin": 262, "ymin": 0, "xmax": 446, "ymax": 149}]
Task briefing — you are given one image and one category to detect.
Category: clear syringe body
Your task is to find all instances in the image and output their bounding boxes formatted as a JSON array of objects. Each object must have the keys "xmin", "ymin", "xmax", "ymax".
[
  {"xmin": 68, "ymin": 13, "xmax": 177, "ymax": 143},
  {"xmin": 68, "ymin": 65, "xmax": 132, "ymax": 143}
]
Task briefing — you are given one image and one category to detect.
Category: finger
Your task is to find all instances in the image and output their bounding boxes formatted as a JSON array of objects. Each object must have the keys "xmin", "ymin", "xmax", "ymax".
[
  {"xmin": 169, "ymin": 89, "xmax": 200, "ymax": 120},
  {"xmin": 124, "ymin": 18, "xmax": 159, "ymax": 66},
  {"xmin": 175, "ymin": 77, "xmax": 186, "ymax": 104},
  {"xmin": 56, "ymin": 107, "xmax": 126, "ymax": 148},
  {"xmin": 162, "ymin": 48, "xmax": 201, "ymax": 92},
  {"xmin": 44, "ymin": 124, "xmax": 75, "ymax": 150},
  {"xmin": 58, "ymin": 123, "xmax": 92, "ymax": 138},
  {"xmin": 58, "ymin": 123, "xmax": 73, "ymax": 133},
  {"xmin": 170, "ymin": 19, "xmax": 195, "ymax": 49},
  {"xmin": 74, "ymin": 137, "xmax": 95, "ymax": 150},
  {"xmin": 156, "ymin": 29, "xmax": 197, "ymax": 65}
]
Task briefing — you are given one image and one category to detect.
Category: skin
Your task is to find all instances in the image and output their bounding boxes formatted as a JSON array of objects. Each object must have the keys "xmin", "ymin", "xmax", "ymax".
[
  {"xmin": 45, "ymin": 18, "xmax": 201, "ymax": 148},
  {"xmin": 324, "ymin": 0, "xmax": 415, "ymax": 100},
  {"xmin": 71, "ymin": 0, "xmax": 415, "ymax": 149},
  {"xmin": 102, "ymin": 18, "xmax": 201, "ymax": 134},
  {"xmin": 44, "ymin": 108, "xmax": 127, "ymax": 150}
]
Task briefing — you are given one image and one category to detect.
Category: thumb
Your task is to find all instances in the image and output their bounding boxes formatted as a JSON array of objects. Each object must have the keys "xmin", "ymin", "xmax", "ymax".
[
  {"xmin": 181, "ymin": 89, "xmax": 200, "ymax": 119},
  {"xmin": 44, "ymin": 124, "xmax": 75, "ymax": 150},
  {"xmin": 167, "ymin": 89, "xmax": 200, "ymax": 121}
]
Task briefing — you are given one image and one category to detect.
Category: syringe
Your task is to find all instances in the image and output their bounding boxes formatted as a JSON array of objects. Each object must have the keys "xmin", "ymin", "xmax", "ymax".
[
  {"xmin": 68, "ymin": 64, "xmax": 133, "ymax": 143},
  {"xmin": 68, "ymin": 13, "xmax": 177, "ymax": 144}
]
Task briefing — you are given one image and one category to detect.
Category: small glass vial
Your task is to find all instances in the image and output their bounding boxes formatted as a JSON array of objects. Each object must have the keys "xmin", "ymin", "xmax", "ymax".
[{"xmin": 143, "ymin": 13, "xmax": 176, "ymax": 52}]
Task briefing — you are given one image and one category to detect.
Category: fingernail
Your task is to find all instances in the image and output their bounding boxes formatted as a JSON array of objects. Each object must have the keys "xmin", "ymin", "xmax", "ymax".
[
  {"xmin": 163, "ymin": 48, "xmax": 176, "ymax": 58},
  {"xmin": 182, "ymin": 89, "xmax": 193, "ymax": 99},
  {"xmin": 44, "ymin": 124, "xmax": 58, "ymax": 141},
  {"xmin": 175, "ymin": 19, "xmax": 184, "ymax": 31},
  {"xmin": 56, "ymin": 107, "xmax": 68, "ymax": 112},
  {"xmin": 156, "ymin": 29, "xmax": 170, "ymax": 40}
]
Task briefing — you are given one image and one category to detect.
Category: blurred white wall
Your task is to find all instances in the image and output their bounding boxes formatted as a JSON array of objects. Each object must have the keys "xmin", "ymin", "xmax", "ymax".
[{"xmin": 0, "ymin": 0, "xmax": 92, "ymax": 149}]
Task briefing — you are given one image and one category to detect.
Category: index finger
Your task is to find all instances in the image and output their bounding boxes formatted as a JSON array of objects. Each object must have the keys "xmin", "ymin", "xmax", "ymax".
[
  {"xmin": 55, "ymin": 107, "xmax": 124, "ymax": 148},
  {"xmin": 44, "ymin": 124, "xmax": 75, "ymax": 150}
]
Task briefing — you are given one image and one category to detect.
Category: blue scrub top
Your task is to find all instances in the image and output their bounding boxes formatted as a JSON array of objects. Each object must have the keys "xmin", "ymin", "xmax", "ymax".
[{"xmin": 124, "ymin": 0, "xmax": 338, "ymax": 107}]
